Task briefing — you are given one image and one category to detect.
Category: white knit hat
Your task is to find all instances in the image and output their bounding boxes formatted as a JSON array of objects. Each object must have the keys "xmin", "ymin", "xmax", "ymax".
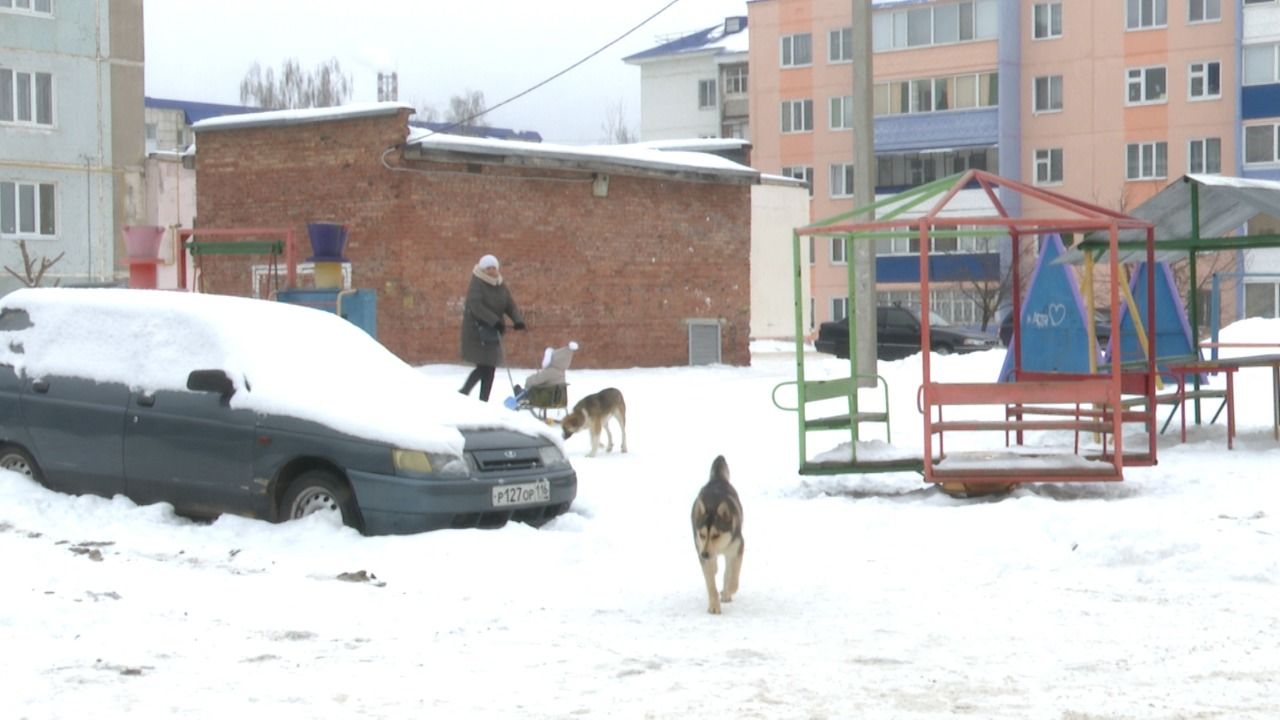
[{"xmin": 478, "ymin": 254, "xmax": 500, "ymax": 269}]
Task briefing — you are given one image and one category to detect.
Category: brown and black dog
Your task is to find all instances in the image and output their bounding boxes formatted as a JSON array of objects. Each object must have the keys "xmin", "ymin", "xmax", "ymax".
[
  {"xmin": 691, "ymin": 455, "xmax": 744, "ymax": 614},
  {"xmin": 560, "ymin": 387, "xmax": 627, "ymax": 457}
]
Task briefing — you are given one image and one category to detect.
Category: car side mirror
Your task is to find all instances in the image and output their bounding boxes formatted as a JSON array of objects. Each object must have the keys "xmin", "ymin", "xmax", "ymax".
[{"xmin": 187, "ymin": 369, "xmax": 235, "ymax": 402}]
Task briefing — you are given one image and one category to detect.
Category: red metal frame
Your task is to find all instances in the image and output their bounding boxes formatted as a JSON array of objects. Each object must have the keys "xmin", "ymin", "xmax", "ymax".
[{"xmin": 176, "ymin": 227, "xmax": 297, "ymax": 291}]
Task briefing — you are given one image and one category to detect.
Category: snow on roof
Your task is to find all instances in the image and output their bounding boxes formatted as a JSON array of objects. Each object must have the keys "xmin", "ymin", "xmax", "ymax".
[
  {"xmin": 623, "ymin": 17, "xmax": 748, "ymax": 63},
  {"xmin": 0, "ymin": 288, "xmax": 559, "ymax": 454},
  {"xmin": 633, "ymin": 138, "xmax": 751, "ymax": 153},
  {"xmin": 407, "ymin": 130, "xmax": 760, "ymax": 181},
  {"xmin": 193, "ymin": 101, "xmax": 413, "ymax": 133}
]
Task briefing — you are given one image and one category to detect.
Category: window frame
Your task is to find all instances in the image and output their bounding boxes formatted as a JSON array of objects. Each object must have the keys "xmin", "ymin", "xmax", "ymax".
[
  {"xmin": 1034, "ymin": 148, "xmax": 1064, "ymax": 185},
  {"xmin": 1125, "ymin": 0, "xmax": 1168, "ymax": 31},
  {"xmin": 831, "ymin": 296, "xmax": 849, "ymax": 323},
  {"xmin": 1187, "ymin": 137, "xmax": 1222, "ymax": 174},
  {"xmin": 723, "ymin": 65, "xmax": 748, "ymax": 96},
  {"xmin": 0, "ymin": 180, "xmax": 57, "ymax": 238},
  {"xmin": 1243, "ymin": 43, "xmax": 1279, "ymax": 86},
  {"xmin": 1187, "ymin": 0, "xmax": 1221, "ymax": 23},
  {"xmin": 0, "ymin": 67, "xmax": 54, "ymax": 126},
  {"xmin": 0, "ymin": 0, "xmax": 54, "ymax": 16},
  {"xmin": 829, "ymin": 163, "xmax": 854, "ymax": 198},
  {"xmin": 697, "ymin": 79, "xmax": 717, "ymax": 110},
  {"xmin": 780, "ymin": 33, "xmax": 813, "ymax": 68},
  {"xmin": 1032, "ymin": 75, "xmax": 1063, "ymax": 113},
  {"xmin": 1125, "ymin": 65, "xmax": 1168, "ymax": 106},
  {"xmin": 780, "ymin": 99, "xmax": 814, "ymax": 134},
  {"xmin": 1032, "ymin": 2, "xmax": 1063, "ymax": 40},
  {"xmin": 828, "ymin": 27, "xmax": 853, "ymax": 63},
  {"xmin": 1187, "ymin": 60, "xmax": 1221, "ymax": 101},
  {"xmin": 829, "ymin": 95, "xmax": 853, "ymax": 130},
  {"xmin": 1125, "ymin": 141, "xmax": 1169, "ymax": 180},
  {"xmin": 1244, "ymin": 124, "xmax": 1280, "ymax": 166},
  {"xmin": 781, "ymin": 165, "xmax": 814, "ymax": 197},
  {"xmin": 830, "ymin": 236, "xmax": 848, "ymax": 265}
]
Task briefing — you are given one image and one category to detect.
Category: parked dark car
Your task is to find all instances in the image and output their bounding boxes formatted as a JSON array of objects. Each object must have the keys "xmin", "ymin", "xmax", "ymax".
[
  {"xmin": 999, "ymin": 308, "xmax": 1112, "ymax": 347},
  {"xmin": 815, "ymin": 305, "xmax": 1000, "ymax": 361},
  {"xmin": 0, "ymin": 288, "xmax": 576, "ymax": 535}
]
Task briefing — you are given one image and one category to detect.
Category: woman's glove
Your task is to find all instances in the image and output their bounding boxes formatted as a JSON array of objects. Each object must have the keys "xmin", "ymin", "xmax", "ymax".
[{"xmin": 513, "ymin": 321, "xmax": 527, "ymax": 331}]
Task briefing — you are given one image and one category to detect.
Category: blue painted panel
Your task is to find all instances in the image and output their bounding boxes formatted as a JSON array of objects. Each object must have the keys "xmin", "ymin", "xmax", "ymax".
[
  {"xmin": 874, "ymin": 108, "xmax": 999, "ymax": 153},
  {"xmin": 875, "ymin": 253, "xmax": 999, "ymax": 283},
  {"xmin": 1242, "ymin": 85, "xmax": 1280, "ymax": 121},
  {"xmin": 999, "ymin": 235, "xmax": 1096, "ymax": 380}
]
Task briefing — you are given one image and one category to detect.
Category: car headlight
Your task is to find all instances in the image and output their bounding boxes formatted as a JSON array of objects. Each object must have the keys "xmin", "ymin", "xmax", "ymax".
[
  {"xmin": 392, "ymin": 449, "xmax": 470, "ymax": 477},
  {"xmin": 538, "ymin": 444, "xmax": 570, "ymax": 468}
]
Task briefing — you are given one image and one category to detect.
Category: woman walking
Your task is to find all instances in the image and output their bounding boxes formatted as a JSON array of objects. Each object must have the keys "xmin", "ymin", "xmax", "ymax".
[{"xmin": 459, "ymin": 254, "xmax": 525, "ymax": 401}]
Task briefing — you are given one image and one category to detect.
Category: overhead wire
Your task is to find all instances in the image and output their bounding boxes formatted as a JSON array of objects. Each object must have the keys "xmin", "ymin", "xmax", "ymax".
[{"xmin": 419, "ymin": 0, "xmax": 683, "ymax": 138}]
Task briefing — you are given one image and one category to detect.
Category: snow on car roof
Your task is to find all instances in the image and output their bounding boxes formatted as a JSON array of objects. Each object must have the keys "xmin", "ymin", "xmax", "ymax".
[{"xmin": 0, "ymin": 288, "xmax": 559, "ymax": 454}]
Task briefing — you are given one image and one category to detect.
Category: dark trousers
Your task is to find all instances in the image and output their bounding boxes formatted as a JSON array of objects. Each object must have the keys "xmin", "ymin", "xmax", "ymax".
[{"xmin": 460, "ymin": 365, "xmax": 497, "ymax": 401}]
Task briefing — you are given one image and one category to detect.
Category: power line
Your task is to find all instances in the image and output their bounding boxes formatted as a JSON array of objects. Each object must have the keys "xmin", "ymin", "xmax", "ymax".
[{"xmin": 421, "ymin": 0, "xmax": 683, "ymax": 138}]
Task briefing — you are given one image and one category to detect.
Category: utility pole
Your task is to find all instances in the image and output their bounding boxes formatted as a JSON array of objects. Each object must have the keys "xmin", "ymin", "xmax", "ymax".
[{"xmin": 850, "ymin": 0, "xmax": 877, "ymax": 378}]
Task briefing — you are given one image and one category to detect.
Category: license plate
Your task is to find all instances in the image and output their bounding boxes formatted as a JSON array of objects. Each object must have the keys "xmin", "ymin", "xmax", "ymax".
[{"xmin": 492, "ymin": 479, "xmax": 550, "ymax": 507}]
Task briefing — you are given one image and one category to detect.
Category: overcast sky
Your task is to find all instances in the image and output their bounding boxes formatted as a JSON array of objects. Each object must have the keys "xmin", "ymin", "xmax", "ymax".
[{"xmin": 144, "ymin": 0, "xmax": 749, "ymax": 144}]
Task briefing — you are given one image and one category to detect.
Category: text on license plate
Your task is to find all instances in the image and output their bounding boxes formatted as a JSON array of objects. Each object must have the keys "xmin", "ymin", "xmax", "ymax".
[{"xmin": 492, "ymin": 479, "xmax": 551, "ymax": 507}]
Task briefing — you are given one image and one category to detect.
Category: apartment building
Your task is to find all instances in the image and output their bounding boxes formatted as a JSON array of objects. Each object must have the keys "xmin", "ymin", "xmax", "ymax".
[
  {"xmin": 742, "ymin": 0, "xmax": 1266, "ymax": 330},
  {"xmin": 0, "ymin": 0, "xmax": 145, "ymax": 292},
  {"xmin": 624, "ymin": 16, "xmax": 750, "ymax": 141}
]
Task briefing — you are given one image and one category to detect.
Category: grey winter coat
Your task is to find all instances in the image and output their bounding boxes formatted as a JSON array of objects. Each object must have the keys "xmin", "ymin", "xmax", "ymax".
[{"xmin": 460, "ymin": 272, "xmax": 524, "ymax": 367}]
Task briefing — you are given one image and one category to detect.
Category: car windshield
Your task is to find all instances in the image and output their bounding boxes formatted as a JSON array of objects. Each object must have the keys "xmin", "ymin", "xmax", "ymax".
[{"xmin": 903, "ymin": 306, "xmax": 952, "ymax": 327}]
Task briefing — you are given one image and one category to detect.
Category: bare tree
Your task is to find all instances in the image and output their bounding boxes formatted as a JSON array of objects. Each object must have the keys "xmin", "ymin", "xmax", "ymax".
[
  {"xmin": 240, "ymin": 58, "xmax": 352, "ymax": 110},
  {"xmin": 600, "ymin": 100, "xmax": 636, "ymax": 144},
  {"xmin": 414, "ymin": 101, "xmax": 440, "ymax": 124},
  {"xmin": 4, "ymin": 239, "xmax": 63, "ymax": 287},
  {"xmin": 446, "ymin": 90, "xmax": 487, "ymax": 133}
]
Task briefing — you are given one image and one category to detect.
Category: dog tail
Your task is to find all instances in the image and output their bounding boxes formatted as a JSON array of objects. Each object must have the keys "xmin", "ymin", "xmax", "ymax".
[{"xmin": 710, "ymin": 455, "xmax": 729, "ymax": 484}]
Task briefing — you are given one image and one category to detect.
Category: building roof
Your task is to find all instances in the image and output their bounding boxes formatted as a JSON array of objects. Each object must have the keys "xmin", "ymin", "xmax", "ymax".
[
  {"xmin": 406, "ymin": 130, "xmax": 759, "ymax": 183},
  {"xmin": 1067, "ymin": 174, "xmax": 1280, "ymax": 264},
  {"xmin": 191, "ymin": 102, "xmax": 413, "ymax": 133},
  {"xmin": 623, "ymin": 17, "xmax": 748, "ymax": 63},
  {"xmin": 144, "ymin": 96, "xmax": 266, "ymax": 125}
]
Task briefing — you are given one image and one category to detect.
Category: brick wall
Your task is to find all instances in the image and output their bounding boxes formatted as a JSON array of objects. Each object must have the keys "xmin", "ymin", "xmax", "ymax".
[{"xmin": 193, "ymin": 109, "xmax": 752, "ymax": 368}]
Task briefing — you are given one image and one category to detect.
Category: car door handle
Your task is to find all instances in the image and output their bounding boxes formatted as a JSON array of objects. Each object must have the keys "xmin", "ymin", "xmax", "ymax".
[
  {"xmin": 31, "ymin": 380, "xmax": 49, "ymax": 393},
  {"xmin": 136, "ymin": 394, "xmax": 156, "ymax": 407}
]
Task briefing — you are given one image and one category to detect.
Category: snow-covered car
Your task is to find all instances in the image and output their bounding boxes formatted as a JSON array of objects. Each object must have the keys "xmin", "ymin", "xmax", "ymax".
[{"xmin": 0, "ymin": 288, "xmax": 576, "ymax": 535}]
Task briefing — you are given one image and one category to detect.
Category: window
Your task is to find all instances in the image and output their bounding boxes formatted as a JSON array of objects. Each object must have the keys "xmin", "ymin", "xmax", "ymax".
[
  {"xmin": 1244, "ymin": 0, "xmax": 1275, "ymax": 5},
  {"xmin": 781, "ymin": 99, "xmax": 813, "ymax": 133},
  {"xmin": 1033, "ymin": 75, "xmax": 1063, "ymax": 112},
  {"xmin": 0, "ymin": 68, "xmax": 54, "ymax": 125},
  {"xmin": 831, "ymin": 297, "xmax": 849, "ymax": 322},
  {"xmin": 1188, "ymin": 138, "xmax": 1221, "ymax": 174},
  {"xmin": 698, "ymin": 80, "xmax": 716, "ymax": 109},
  {"xmin": 1188, "ymin": 61, "xmax": 1220, "ymax": 99},
  {"xmin": 872, "ymin": 0, "xmax": 998, "ymax": 51},
  {"xmin": 829, "ymin": 163, "xmax": 854, "ymax": 198},
  {"xmin": 1126, "ymin": 0, "xmax": 1167, "ymax": 29},
  {"xmin": 876, "ymin": 147, "xmax": 997, "ymax": 190},
  {"xmin": 830, "ymin": 237, "xmax": 847, "ymax": 265},
  {"xmin": 0, "ymin": 181, "xmax": 56, "ymax": 237},
  {"xmin": 723, "ymin": 66, "xmax": 747, "ymax": 95},
  {"xmin": 1125, "ymin": 141, "xmax": 1168, "ymax": 180},
  {"xmin": 829, "ymin": 95, "xmax": 853, "ymax": 130},
  {"xmin": 1034, "ymin": 148, "xmax": 1063, "ymax": 184},
  {"xmin": 1188, "ymin": 0, "xmax": 1220, "ymax": 22},
  {"xmin": 874, "ymin": 71, "xmax": 997, "ymax": 115},
  {"xmin": 1245, "ymin": 124, "xmax": 1280, "ymax": 165},
  {"xmin": 1126, "ymin": 66, "xmax": 1167, "ymax": 104},
  {"xmin": 829, "ymin": 27, "xmax": 853, "ymax": 62},
  {"xmin": 781, "ymin": 34, "xmax": 812, "ymax": 67},
  {"xmin": 0, "ymin": 0, "xmax": 53, "ymax": 15},
  {"xmin": 1033, "ymin": 2, "xmax": 1062, "ymax": 39},
  {"xmin": 1243, "ymin": 44, "xmax": 1279, "ymax": 86},
  {"xmin": 1245, "ymin": 282, "xmax": 1279, "ymax": 319},
  {"xmin": 782, "ymin": 165, "xmax": 814, "ymax": 196},
  {"xmin": 809, "ymin": 237, "xmax": 815, "ymax": 265},
  {"xmin": 809, "ymin": 298, "xmax": 816, "ymax": 330}
]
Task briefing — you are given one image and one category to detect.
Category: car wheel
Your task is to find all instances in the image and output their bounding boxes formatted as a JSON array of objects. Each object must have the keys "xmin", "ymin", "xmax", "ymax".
[
  {"xmin": 280, "ymin": 470, "xmax": 362, "ymax": 531},
  {"xmin": 935, "ymin": 344, "xmax": 953, "ymax": 356},
  {"xmin": 0, "ymin": 444, "xmax": 44, "ymax": 484}
]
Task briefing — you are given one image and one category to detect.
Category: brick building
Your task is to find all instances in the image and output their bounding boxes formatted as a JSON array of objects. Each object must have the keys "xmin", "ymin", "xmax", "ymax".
[{"xmin": 191, "ymin": 102, "xmax": 776, "ymax": 368}]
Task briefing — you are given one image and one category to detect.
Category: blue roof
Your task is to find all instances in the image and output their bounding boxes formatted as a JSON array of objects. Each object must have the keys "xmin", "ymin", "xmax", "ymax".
[
  {"xmin": 623, "ymin": 17, "xmax": 747, "ymax": 63},
  {"xmin": 145, "ymin": 96, "xmax": 265, "ymax": 125},
  {"xmin": 408, "ymin": 121, "xmax": 542, "ymax": 143}
]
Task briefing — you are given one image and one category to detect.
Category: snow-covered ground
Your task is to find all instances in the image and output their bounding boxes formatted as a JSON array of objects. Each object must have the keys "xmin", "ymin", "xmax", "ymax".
[{"xmin": 3, "ymin": 326, "xmax": 1279, "ymax": 719}]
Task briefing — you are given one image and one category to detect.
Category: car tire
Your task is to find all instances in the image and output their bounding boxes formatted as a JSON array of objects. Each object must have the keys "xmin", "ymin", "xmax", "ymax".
[
  {"xmin": 279, "ymin": 470, "xmax": 362, "ymax": 531},
  {"xmin": 0, "ymin": 444, "xmax": 44, "ymax": 485},
  {"xmin": 934, "ymin": 344, "xmax": 953, "ymax": 356}
]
